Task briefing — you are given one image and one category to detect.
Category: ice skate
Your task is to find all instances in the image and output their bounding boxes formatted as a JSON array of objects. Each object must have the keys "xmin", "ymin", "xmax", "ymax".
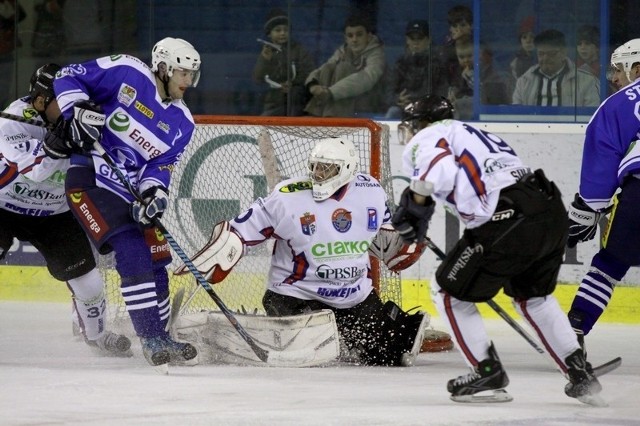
[
  {"xmin": 140, "ymin": 336, "xmax": 171, "ymax": 374},
  {"xmin": 564, "ymin": 349, "xmax": 605, "ymax": 407},
  {"xmin": 160, "ymin": 334, "xmax": 198, "ymax": 366},
  {"xmin": 86, "ymin": 331, "xmax": 133, "ymax": 357},
  {"xmin": 448, "ymin": 343, "xmax": 512, "ymax": 403}
]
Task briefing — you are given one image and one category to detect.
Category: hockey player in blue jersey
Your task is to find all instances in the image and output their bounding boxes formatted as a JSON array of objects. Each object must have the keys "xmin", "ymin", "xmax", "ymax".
[
  {"xmin": 43, "ymin": 37, "xmax": 201, "ymax": 371},
  {"xmin": 567, "ymin": 38, "xmax": 640, "ymax": 353}
]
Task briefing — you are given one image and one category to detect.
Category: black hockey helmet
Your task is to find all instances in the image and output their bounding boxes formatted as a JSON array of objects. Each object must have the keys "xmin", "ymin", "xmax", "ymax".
[
  {"xmin": 29, "ymin": 63, "xmax": 62, "ymax": 108},
  {"xmin": 402, "ymin": 94, "xmax": 455, "ymax": 125}
]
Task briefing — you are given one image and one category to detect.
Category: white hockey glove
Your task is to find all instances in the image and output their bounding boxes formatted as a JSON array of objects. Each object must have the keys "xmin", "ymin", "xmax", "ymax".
[
  {"xmin": 174, "ymin": 221, "xmax": 244, "ymax": 284},
  {"xmin": 391, "ymin": 187, "xmax": 435, "ymax": 244},
  {"xmin": 369, "ymin": 225, "xmax": 427, "ymax": 272},
  {"xmin": 567, "ymin": 193, "xmax": 601, "ymax": 248},
  {"xmin": 131, "ymin": 186, "xmax": 169, "ymax": 227},
  {"xmin": 69, "ymin": 100, "xmax": 105, "ymax": 152}
]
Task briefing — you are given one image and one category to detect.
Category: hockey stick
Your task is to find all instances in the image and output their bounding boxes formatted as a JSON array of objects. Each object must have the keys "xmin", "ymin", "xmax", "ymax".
[
  {"xmin": 0, "ymin": 110, "xmax": 53, "ymax": 130},
  {"xmin": 92, "ymin": 142, "xmax": 315, "ymax": 365}
]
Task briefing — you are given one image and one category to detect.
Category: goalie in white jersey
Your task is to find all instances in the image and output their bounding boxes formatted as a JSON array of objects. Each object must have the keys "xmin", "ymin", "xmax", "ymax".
[
  {"xmin": 394, "ymin": 94, "xmax": 602, "ymax": 403},
  {"xmin": 0, "ymin": 64, "xmax": 131, "ymax": 357},
  {"xmin": 187, "ymin": 137, "xmax": 428, "ymax": 366}
]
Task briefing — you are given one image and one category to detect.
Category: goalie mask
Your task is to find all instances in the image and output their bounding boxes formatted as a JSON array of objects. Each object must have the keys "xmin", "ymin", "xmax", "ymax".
[
  {"xmin": 399, "ymin": 95, "xmax": 454, "ymax": 144},
  {"xmin": 308, "ymin": 137, "xmax": 358, "ymax": 201},
  {"xmin": 29, "ymin": 63, "xmax": 61, "ymax": 111},
  {"xmin": 610, "ymin": 38, "xmax": 640, "ymax": 83},
  {"xmin": 151, "ymin": 37, "xmax": 202, "ymax": 88}
]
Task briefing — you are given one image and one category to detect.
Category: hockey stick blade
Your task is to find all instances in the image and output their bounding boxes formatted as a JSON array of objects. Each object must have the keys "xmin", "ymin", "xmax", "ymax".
[
  {"xmin": 450, "ymin": 389, "xmax": 513, "ymax": 404},
  {"xmin": 592, "ymin": 356, "xmax": 622, "ymax": 377}
]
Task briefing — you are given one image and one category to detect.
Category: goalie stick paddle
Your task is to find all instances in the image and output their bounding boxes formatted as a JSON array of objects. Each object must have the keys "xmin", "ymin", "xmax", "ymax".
[{"xmin": 92, "ymin": 142, "xmax": 305, "ymax": 365}]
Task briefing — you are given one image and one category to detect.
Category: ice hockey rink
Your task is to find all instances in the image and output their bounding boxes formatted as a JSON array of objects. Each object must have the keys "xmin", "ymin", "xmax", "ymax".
[{"xmin": 1, "ymin": 301, "xmax": 638, "ymax": 426}]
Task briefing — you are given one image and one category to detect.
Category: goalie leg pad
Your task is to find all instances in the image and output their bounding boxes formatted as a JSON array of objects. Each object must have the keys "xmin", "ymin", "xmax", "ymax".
[{"xmin": 174, "ymin": 221, "xmax": 243, "ymax": 284}]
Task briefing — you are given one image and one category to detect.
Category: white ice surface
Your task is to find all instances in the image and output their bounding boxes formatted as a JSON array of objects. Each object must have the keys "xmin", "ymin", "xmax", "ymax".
[{"xmin": 1, "ymin": 301, "xmax": 638, "ymax": 426}]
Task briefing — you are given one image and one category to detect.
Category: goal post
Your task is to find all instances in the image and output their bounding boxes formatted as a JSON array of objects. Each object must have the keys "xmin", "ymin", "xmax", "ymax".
[{"xmin": 101, "ymin": 115, "xmax": 401, "ymax": 326}]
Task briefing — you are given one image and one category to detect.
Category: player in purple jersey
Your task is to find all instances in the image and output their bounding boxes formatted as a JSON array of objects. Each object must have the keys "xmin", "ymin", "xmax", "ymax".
[
  {"xmin": 0, "ymin": 64, "xmax": 131, "ymax": 357},
  {"xmin": 395, "ymin": 94, "xmax": 601, "ymax": 404},
  {"xmin": 567, "ymin": 39, "xmax": 640, "ymax": 355},
  {"xmin": 42, "ymin": 37, "xmax": 201, "ymax": 371}
]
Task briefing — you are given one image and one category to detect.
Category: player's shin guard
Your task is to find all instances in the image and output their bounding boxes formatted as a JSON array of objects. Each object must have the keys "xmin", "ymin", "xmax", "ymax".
[
  {"xmin": 568, "ymin": 251, "xmax": 627, "ymax": 335},
  {"xmin": 67, "ymin": 268, "xmax": 106, "ymax": 341},
  {"xmin": 154, "ymin": 266, "xmax": 171, "ymax": 332}
]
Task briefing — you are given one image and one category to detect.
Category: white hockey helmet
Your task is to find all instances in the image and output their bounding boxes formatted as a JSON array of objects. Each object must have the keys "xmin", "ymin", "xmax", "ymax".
[
  {"xmin": 610, "ymin": 38, "xmax": 640, "ymax": 81},
  {"xmin": 308, "ymin": 137, "xmax": 359, "ymax": 201},
  {"xmin": 151, "ymin": 37, "xmax": 201, "ymax": 87}
]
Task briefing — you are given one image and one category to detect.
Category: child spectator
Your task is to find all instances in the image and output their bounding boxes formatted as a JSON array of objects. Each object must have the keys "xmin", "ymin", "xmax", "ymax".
[
  {"xmin": 385, "ymin": 19, "xmax": 446, "ymax": 119},
  {"xmin": 447, "ymin": 35, "xmax": 512, "ymax": 120},
  {"xmin": 512, "ymin": 29, "xmax": 600, "ymax": 106},
  {"xmin": 304, "ymin": 13, "xmax": 385, "ymax": 117},
  {"xmin": 252, "ymin": 8, "xmax": 315, "ymax": 116},
  {"xmin": 510, "ymin": 16, "xmax": 536, "ymax": 79},
  {"xmin": 576, "ymin": 25, "xmax": 600, "ymax": 76},
  {"xmin": 440, "ymin": 5, "xmax": 473, "ymax": 89}
]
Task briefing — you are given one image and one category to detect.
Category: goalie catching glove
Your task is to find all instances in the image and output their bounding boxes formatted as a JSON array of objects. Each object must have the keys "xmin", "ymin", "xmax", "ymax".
[
  {"xmin": 131, "ymin": 186, "xmax": 169, "ymax": 227},
  {"xmin": 174, "ymin": 221, "xmax": 244, "ymax": 284},
  {"xmin": 567, "ymin": 193, "xmax": 602, "ymax": 248},
  {"xmin": 368, "ymin": 224, "xmax": 426, "ymax": 272},
  {"xmin": 392, "ymin": 186, "xmax": 435, "ymax": 244}
]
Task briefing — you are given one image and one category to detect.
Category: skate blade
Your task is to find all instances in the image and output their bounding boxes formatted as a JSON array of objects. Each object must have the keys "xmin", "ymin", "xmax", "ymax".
[
  {"xmin": 577, "ymin": 393, "xmax": 608, "ymax": 407},
  {"xmin": 169, "ymin": 355, "xmax": 199, "ymax": 367},
  {"xmin": 152, "ymin": 363, "xmax": 169, "ymax": 375},
  {"xmin": 451, "ymin": 389, "xmax": 513, "ymax": 403}
]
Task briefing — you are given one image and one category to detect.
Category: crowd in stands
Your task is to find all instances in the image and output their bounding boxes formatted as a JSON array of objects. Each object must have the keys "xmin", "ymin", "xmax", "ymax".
[{"xmin": 248, "ymin": 5, "xmax": 609, "ymax": 118}]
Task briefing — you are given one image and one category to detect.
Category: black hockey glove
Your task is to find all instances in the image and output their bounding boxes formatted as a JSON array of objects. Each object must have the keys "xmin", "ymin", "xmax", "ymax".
[
  {"xmin": 43, "ymin": 116, "xmax": 74, "ymax": 159},
  {"xmin": 69, "ymin": 100, "xmax": 105, "ymax": 152},
  {"xmin": 391, "ymin": 187, "xmax": 435, "ymax": 244},
  {"xmin": 567, "ymin": 193, "xmax": 601, "ymax": 248},
  {"xmin": 131, "ymin": 186, "xmax": 169, "ymax": 227}
]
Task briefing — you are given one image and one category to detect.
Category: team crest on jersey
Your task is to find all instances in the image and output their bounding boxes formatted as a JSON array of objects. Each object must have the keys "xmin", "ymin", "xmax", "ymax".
[
  {"xmin": 331, "ymin": 208, "xmax": 352, "ymax": 233},
  {"xmin": 300, "ymin": 212, "xmax": 316, "ymax": 236},
  {"xmin": 117, "ymin": 84, "xmax": 136, "ymax": 107},
  {"xmin": 366, "ymin": 208, "xmax": 378, "ymax": 230}
]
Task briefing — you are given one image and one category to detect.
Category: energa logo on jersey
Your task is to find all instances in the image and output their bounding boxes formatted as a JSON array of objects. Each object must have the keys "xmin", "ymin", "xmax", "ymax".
[{"xmin": 106, "ymin": 107, "xmax": 164, "ymax": 160}]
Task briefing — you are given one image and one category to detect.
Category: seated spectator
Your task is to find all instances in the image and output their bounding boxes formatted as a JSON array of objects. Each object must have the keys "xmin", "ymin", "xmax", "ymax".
[
  {"xmin": 384, "ymin": 19, "xmax": 446, "ymax": 119},
  {"xmin": 512, "ymin": 29, "xmax": 600, "ymax": 106},
  {"xmin": 576, "ymin": 24, "xmax": 600, "ymax": 76},
  {"xmin": 440, "ymin": 5, "xmax": 473, "ymax": 89},
  {"xmin": 304, "ymin": 13, "xmax": 385, "ymax": 117},
  {"xmin": 510, "ymin": 16, "xmax": 536, "ymax": 79},
  {"xmin": 447, "ymin": 35, "xmax": 512, "ymax": 120},
  {"xmin": 252, "ymin": 8, "xmax": 315, "ymax": 116}
]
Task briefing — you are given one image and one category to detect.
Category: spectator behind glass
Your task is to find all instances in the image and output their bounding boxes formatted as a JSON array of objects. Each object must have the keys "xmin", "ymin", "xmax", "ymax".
[
  {"xmin": 384, "ymin": 19, "xmax": 446, "ymax": 119},
  {"xmin": 252, "ymin": 8, "xmax": 314, "ymax": 116},
  {"xmin": 447, "ymin": 35, "xmax": 513, "ymax": 120},
  {"xmin": 304, "ymin": 13, "xmax": 385, "ymax": 117},
  {"xmin": 576, "ymin": 25, "xmax": 600, "ymax": 76},
  {"xmin": 440, "ymin": 5, "xmax": 472, "ymax": 89},
  {"xmin": 510, "ymin": 16, "xmax": 536, "ymax": 79},
  {"xmin": 512, "ymin": 29, "xmax": 600, "ymax": 106}
]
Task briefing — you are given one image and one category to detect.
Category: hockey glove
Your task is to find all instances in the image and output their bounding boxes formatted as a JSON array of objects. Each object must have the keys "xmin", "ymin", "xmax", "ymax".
[
  {"xmin": 131, "ymin": 186, "xmax": 169, "ymax": 227},
  {"xmin": 567, "ymin": 193, "xmax": 601, "ymax": 248},
  {"xmin": 391, "ymin": 187, "xmax": 435, "ymax": 244},
  {"xmin": 69, "ymin": 100, "xmax": 105, "ymax": 152},
  {"xmin": 43, "ymin": 116, "xmax": 74, "ymax": 159}
]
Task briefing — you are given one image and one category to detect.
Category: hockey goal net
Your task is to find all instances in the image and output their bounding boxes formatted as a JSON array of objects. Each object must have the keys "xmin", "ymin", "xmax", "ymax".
[{"xmin": 101, "ymin": 116, "xmax": 400, "ymax": 328}]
